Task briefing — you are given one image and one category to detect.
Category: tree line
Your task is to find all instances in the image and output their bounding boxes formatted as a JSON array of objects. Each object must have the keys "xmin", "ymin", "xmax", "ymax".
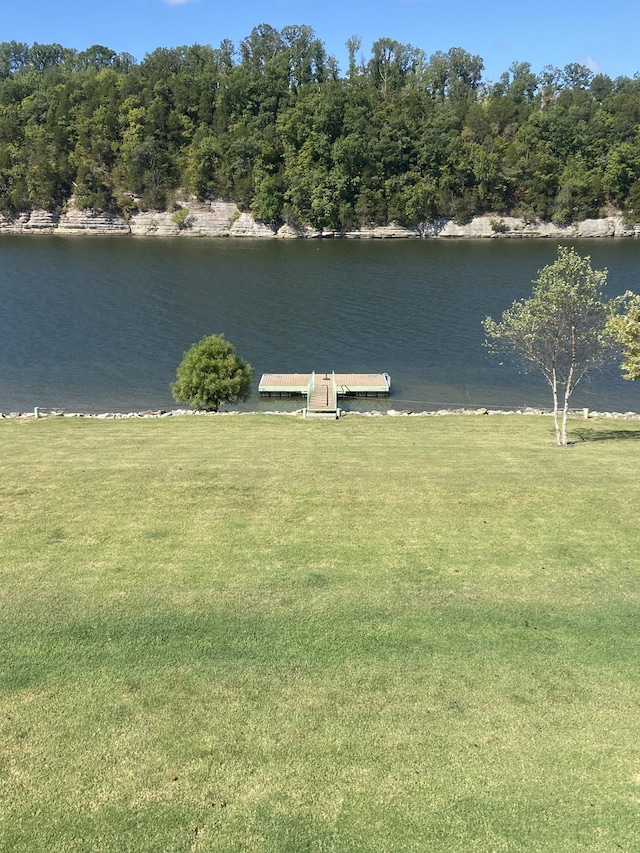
[{"xmin": 3, "ymin": 26, "xmax": 640, "ymax": 229}]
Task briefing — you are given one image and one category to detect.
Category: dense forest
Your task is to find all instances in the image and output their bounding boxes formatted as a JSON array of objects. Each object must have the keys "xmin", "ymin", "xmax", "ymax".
[{"xmin": 2, "ymin": 26, "xmax": 640, "ymax": 230}]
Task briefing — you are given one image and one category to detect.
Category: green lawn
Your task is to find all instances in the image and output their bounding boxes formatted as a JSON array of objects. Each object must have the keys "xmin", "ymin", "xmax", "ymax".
[{"xmin": 1, "ymin": 414, "xmax": 638, "ymax": 852}]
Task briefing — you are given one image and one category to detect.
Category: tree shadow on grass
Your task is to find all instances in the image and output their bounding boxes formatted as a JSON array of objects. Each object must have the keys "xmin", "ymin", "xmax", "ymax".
[{"xmin": 572, "ymin": 427, "xmax": 640, "ymax": 443}]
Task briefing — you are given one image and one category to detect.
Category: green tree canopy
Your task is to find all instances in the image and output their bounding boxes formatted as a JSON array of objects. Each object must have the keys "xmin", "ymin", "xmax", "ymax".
[
  {"xmin": 4, "ymin": 31, "xmax": 640, "ymax": 226},
  {"xmin": 607, "ymin": 291, "xmax": 640, "ymax": 380},
  {"xmin": 171, "ymin": 334, "xmax": 253, "ymax": 411},
  {"xmin": 483, "ymin": 246, "xmax": 618, "ymax": 445}
]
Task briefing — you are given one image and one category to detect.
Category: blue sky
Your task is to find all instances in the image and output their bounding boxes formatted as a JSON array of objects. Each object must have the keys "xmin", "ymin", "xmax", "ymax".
[{"xmin": 3, "ymin": 0, "xmax": 639, "ymax": 83}]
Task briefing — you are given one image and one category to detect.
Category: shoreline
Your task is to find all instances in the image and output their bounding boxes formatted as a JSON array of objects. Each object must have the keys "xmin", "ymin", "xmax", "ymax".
[
  {"xmin": 1, "ymin": 203, "xmax": 639, "ymax": 240},
  {"xmin": 3, "ymin": 407, "xmax": 639, "ymax": 420}
]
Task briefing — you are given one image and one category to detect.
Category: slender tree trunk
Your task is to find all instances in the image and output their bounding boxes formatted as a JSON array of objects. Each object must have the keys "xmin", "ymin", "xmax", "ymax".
[
  {"xmin": 560, "ymin": 328, "xmax": 578, "ymax": 447},
  {"xmin": 561, "ymin": 358, "xmax": 576, "ymax": 446},
  {"xmin": 551, "ymin": 367, "xmax": 561, "ymax": 445},
  {"xmin": 561, "ymin": 387, "xmax": 570, "ymax": 446}
]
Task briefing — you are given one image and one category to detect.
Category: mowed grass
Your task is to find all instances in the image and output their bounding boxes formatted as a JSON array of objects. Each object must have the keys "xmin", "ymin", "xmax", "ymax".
[{"xmin": 1, "ymin": 413, "xmax": 639, "ymax": 852}]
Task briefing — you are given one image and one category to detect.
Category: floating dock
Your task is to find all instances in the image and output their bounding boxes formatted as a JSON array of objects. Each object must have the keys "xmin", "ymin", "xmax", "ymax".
[{"xmin": 259, "ymin": 371, "xmax": 391, "ymax": 418}]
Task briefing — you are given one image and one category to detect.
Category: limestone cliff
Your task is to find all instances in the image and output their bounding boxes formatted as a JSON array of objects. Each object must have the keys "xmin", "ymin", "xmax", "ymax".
[
  {"xmin": 429, "ymin": 214, "xmax": 638, "ymax": 239},
  {"xmin": 1, "ymin": 201, "xmax": 638, "ymax": 239},
  {"xmin": 57, "ymin": 208, "xmax": 130, "ymax": 235},
  {"xmin": 0, "ymin": 210, "xmax": 59, "ymax": 233}
]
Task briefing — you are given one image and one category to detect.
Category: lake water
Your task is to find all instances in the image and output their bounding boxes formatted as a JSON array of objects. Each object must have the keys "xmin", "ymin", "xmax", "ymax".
[{"xmin": 1, "ymin": 236, "xmax": 639, "ymax": 413}]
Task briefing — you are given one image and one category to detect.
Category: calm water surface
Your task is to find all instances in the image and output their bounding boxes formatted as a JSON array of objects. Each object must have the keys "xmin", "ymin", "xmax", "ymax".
[{"xmin": 1, "ymin": 236, "xmax": 639, "ymax": 413}]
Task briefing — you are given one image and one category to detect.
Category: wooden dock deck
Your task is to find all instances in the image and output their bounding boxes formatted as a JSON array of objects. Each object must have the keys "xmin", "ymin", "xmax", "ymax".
[
  {"xmin": 259, "ymin": 371, "xmax": 390, "ymax": 418},
  {"xmin": 309, "ymin": 374, "xmax": 333, "ymax": 411}
]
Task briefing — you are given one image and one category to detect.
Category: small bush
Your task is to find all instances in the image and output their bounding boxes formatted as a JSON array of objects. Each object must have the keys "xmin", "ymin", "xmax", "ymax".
[
  {"xmin": 171, "ymin": 207, "xmax": 192, "ymax": 229},
  {"xmin": 171, "ymin": 334, "xmax": 253, "ymax": 412}
]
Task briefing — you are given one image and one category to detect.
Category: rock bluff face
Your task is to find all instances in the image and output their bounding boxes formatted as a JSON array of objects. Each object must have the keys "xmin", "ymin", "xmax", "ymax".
[
  {"xmin": 56, "ymin": 208, "xmax": 131, "ymax": 235},
  {"xmin": 1, "ymin": 201, "xmax": 638, "ymax": 239}
]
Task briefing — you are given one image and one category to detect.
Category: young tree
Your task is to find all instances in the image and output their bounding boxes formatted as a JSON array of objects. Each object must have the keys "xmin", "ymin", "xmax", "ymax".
[
  {"xmin": 171, "ymin": 334, "xmax": 253, "ymax": 412},
  {"xmin": 607, "ymin": 292, "xmax": 640, "ymax": 380},
  {"xmin": 483, "ymin": 247, "xmax": 614, "ymax": 446}
]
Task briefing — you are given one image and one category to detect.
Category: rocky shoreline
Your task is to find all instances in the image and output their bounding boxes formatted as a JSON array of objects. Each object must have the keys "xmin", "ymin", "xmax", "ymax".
[
  {"xmin": 2, "ymin": 407, "xmax": 639, "ymax": 420},
  {"xmin": 1, "ymin": 199, "xmax": 639, "ymax": 239}
]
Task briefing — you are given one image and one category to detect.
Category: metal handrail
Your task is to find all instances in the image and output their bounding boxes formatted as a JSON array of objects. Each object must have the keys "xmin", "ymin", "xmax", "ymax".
[
  {"xmin": 307, "ymin": 371, "xmax": 315, "ymax": 408},
  {"xmin": 307, "ymin": 371, "xmax": 339, "ymax": 413},
  {"xmin": 331, "ymin": 372, "xmax": 338, "ymax": 410}
]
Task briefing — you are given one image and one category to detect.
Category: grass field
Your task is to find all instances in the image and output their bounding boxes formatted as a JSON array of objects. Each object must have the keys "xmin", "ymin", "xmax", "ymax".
[{"xmin": 1, "ymin": 413, "xmax": 639, "ymax": 852}]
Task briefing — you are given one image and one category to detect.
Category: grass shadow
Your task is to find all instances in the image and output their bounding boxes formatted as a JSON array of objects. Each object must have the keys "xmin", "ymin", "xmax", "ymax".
[{"xmin": 572, "ymin": 427, "xmax": 640, "ymax": 443}]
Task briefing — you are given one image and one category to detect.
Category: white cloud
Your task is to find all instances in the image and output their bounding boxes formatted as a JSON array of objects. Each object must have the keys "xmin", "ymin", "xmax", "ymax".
[{"xmin": 579, "ymin": 56, "xmax": 603, "ymax": 75}]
